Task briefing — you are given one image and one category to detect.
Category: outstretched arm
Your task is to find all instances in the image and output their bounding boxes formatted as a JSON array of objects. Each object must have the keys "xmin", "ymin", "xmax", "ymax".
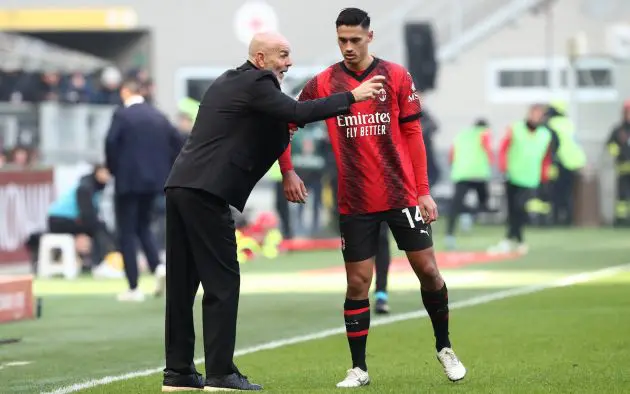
[{"xmin": 249, "ymin": 73, "xmax": 354, "ymax": 125}]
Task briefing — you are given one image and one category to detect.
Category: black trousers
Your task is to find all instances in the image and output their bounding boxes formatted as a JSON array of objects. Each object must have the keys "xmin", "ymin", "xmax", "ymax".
[
  {"xmin": 505, "ymin": 182, "xmax": 532, "ymax": 243},
  {"xmin": 446, "ymin": 181, "xmax": 489, "ymax": 236},
  {"xmin": 614, "ymin": 174, "xmax": 630, "ymax": 225},
  {"xmin": 115, "ymin": 193, "xmax": 161, "ymax": 290},
  {"xmin": 164, "ymin": 187, "xmax": 240, "ymax": 377},
  {"xmin": 48, "ymin": 216, "xmax": 116, "ymax": 266},
  {"xmin": 374, "ymin": 222, "xmax": 390, "ymax": 293},
  {"xmin": 551, "ymin": 167, "xmax": 575, "ymax": 226}
]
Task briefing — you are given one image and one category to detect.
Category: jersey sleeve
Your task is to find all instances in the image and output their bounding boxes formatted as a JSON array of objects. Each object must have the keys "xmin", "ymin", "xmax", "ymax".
[
  {"xmin": 297, "ymin": 76, "xmax": 320, "ymax": 102},
  {"xmin": 278, "ymin": 144, "xmax": 293, "ymax": 173},
  {"xmin": 398, "ymin": 69, "xmax": 422, "ymax": 123},
  {"xmin": 290, "ymin": 76, "xmax": 322, "ymax": 129}
]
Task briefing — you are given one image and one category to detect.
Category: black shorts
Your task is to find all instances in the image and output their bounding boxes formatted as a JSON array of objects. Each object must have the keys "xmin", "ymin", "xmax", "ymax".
[{"xmin": 339, "ymin": 205, "xmax": 433, "ymax": 262}]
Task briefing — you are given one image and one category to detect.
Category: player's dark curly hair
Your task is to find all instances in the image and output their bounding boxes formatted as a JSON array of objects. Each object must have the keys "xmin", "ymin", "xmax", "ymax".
[{"xmin": 336, "ymin": 8, "xmax": 370, "ymax": 29}]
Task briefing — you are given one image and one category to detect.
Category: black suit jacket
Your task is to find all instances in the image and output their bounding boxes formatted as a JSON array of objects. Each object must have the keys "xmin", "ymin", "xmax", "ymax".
[
  {"xmin": 165, "ymin": 61, "xmax": 354, "ymax": 212},
  {"xmin": 105, "ymin": 102, "xmax": 184, "ymax": 195}
]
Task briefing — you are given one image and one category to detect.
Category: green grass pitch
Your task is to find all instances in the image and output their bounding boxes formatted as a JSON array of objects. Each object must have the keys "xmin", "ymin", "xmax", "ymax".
[{"xmin": 2, "ymin": 225, "xmax": 629, "ymax": 393}]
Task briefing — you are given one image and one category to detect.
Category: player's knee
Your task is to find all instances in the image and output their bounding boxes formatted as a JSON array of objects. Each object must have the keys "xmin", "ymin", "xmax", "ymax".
[
  {"xmin": 346, "ymin": 272, "xmax": 371, "ymax": 298},
  {"xmin": 408, "ymin": 249, "xmax": 442, "ymax": 283}
]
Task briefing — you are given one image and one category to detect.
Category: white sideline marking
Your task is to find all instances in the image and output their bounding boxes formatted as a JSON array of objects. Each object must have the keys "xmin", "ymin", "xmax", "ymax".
[
  {"xmin": 0, "ymin": 361, "xmax": 32, "ymax": 370},
  {"xmin": 43, "ymin": 263, "xmax": 630, "ymax": 394}
]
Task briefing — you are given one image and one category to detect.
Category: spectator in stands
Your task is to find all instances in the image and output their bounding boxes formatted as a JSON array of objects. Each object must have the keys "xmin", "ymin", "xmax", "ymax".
[
  {"xmin": 38, "ymin": 70, "xmax": 62, "ymax": 102},
  {"xmin": 0, "ymin": 150, "xmax": 6, "ymax": 168},
  {"xmin": 93, "ymin": 66, "xmax": 122, "ymax": 105},
  {"xmin": 62, "ymin": 72, "xmax": 92, "ymax": 104},
  {"xmin": 0, "ymin": 65, "xmax": 28, "ymax": 102},
  {"xmin": 8, "ymin": 146, "xmax": 30, "ymax": 168},
  {"xmin": 46, "ymin": 164, "xmax": 122, "ymax": 277},
  {"xmin": 140, "ymin": 77, "xmax": 155, "ymax": 104},
  {"xmin": 129, "ymin": 68, "xmax": 151, "ymax": 85}
]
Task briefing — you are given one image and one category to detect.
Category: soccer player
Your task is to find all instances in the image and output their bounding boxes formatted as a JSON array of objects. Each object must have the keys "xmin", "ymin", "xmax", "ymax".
[{"xmin": 279, "ymin": 7, "xmax": 466, "ymax": 388}]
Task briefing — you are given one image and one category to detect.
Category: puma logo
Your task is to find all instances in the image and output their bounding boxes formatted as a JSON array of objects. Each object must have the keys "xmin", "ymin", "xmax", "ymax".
[{"xmin": 420, "ymin": 229, "xmax": 429, "ymax": 236}]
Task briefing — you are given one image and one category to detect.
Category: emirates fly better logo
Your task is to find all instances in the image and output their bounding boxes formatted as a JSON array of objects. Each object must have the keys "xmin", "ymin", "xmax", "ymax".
[{"xmin": 337, "ymin": 111, "xmax": 391, "ymax": 139}]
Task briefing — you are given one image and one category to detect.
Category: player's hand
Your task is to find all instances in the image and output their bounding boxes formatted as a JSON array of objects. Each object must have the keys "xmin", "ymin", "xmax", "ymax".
[
  {"xmin": 283, "ymin": 170, "xmax": 308, "ymax": 203},
  {"xmin": 418, "ymin": 195, "xmax": 438, "ymax": 224},
  {"xmin": 351, "ymin": 75, "xmax": 386, "ymax": 102}
]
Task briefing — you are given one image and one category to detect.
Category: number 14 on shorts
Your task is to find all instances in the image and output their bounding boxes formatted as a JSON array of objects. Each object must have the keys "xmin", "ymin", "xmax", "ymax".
[{"xmin": 402, "ymin": 206, "xmax": 425, "ymax": 228}]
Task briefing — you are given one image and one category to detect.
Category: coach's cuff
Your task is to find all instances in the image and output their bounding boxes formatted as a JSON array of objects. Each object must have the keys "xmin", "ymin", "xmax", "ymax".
[{"xmin": 345, "ymin": 91, "xmax": 356, "ymax": 104}]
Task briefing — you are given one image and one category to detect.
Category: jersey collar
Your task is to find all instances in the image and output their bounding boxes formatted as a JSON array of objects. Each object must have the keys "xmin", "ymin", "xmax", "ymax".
[{"xmin": 339, "ymin": 57, "xmax": 380, "ymax": 82}]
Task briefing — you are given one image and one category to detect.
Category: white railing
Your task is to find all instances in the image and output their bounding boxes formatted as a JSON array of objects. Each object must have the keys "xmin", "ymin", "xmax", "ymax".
[
  {"xmin": 438, "ymin": 0, "xmax": 553, "ymax": 61},
  {"xmin": 316, "ymin": 0, "xmax": 551, "ymax": 64}
]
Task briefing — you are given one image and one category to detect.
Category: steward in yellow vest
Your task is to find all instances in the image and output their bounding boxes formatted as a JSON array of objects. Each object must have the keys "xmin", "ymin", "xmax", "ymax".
[
  {"xmin": 489, "ymin": 104, "xmax": 557, "ymax": 255},
  {"xmin": 446, "ymin": 119, "xmax": 494, "ymax": 249},
  {"xmin": 543, "ymin": 101, "xmax": 586, "ymax": 226},
  {"xmin": 606, "ymin": 100, "xmax": 630, "ymax": 226}
]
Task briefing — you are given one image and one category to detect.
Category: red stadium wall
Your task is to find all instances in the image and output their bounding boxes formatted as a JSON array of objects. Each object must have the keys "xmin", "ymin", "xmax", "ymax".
[{"xmin": 0, "ymin": 169, "xmax": 55, "ymax": 265}]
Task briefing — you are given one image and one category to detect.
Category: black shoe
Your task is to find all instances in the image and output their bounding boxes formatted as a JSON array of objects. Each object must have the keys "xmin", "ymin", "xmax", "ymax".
[
  {"xmin": 162, "ymin": 370, "xmax": 205, "ymax": 392},
  {"xmin": 205, "ymin": 372, "xmax": 262, "ymax": 391},
  {"xmin": 374, "ymin": 298, "xmax": 390, "ymax": 315}
]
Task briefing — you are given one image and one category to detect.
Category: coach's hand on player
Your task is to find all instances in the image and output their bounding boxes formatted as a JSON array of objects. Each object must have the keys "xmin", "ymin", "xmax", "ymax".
[
  {"xmin": 351, "ymin": 75, "xmax": 386, "ymax": 102},
  {"xmin": 283, "ymin": 170, "xmax": 308, "ymax": 203},
  {"xmin": 418, "ymin": 195, "xmax": 439, "ymax": 224}
]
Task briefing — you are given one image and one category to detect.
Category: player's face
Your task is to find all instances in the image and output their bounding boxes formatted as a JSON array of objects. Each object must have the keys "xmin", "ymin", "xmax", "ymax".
[
  {"xmin": 337, "ymin": 25, "xmax": 373, "ymax": 66},
  {"xmin": 258, "ymin": 42, "xmax": 293, "ymax": 82}
]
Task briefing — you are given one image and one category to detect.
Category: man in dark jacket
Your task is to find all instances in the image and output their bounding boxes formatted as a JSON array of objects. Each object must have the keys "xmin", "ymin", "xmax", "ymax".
[
  {"xmin": 161, "ymin": 31, "xmax": 385, "ymax": 392},
  {"xmin": 105, "ymin": 79, "xmax": 184, "ymax": 302}
]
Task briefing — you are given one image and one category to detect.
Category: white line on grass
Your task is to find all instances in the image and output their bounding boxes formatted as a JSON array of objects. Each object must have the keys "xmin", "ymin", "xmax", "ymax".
[
  {"xmin": 43, "ymin": 263, "xmax": 630, "ymax": 394},
  {"xmin": 0, "ymin": 361, "xmax": 32, "ymax": 370}
]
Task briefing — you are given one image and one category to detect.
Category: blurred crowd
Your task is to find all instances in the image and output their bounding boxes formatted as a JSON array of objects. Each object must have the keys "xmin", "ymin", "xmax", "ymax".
[
  {"xmin": 0, "ymin": 145, "xmax": 37, "ymax": 169},
  {"xmin": 0, "ymin": 66, "xmax": 161, "ymax": 171},
  {"xmin": 0, "ymin": 66, "xmax": 153, "ymax": 105}
]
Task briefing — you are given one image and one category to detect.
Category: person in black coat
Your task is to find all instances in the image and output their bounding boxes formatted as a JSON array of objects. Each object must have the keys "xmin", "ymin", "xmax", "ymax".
[
  {"xmin": 105, "ymin": 78, "xmax": 184, "ymax": 302},
  {"xmin": 161, "ymin": 31, "xmax": 385, "ymax": 392}
]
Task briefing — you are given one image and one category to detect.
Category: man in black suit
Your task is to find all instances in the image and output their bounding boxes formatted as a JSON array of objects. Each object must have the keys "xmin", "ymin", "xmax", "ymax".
[
  {"xmin": 105, "ymin": 79, "xmax": 184, "ymax": 302},
  {"xmin": 161, "ymin": 31, "xmax": 385, "ymax": 392}
]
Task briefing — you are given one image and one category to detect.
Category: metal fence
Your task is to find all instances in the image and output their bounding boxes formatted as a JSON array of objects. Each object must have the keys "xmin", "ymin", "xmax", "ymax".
[{"xmin": 0, "ymin": 102, "xmax": 116, "ymax": 165}]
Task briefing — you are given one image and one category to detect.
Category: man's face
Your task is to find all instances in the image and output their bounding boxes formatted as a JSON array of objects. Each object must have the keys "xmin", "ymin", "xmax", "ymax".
[
  {"xmin": 13, "ymin": 149, "xmax": 28, "ymax": 166},
  {"xmin": 337, "ymin": 25, "xmax": 373, "ymax": 66},
  {"xmin": 528, "ymin": 106, "xmax": 545, "ymax": 125},
  {"xmin": 257, "ymin": 42, "xmax": 292, "ymax": 82},
  {"xmin": 119, "ymin": 86, "xmax": 130, "ymax": 102}
]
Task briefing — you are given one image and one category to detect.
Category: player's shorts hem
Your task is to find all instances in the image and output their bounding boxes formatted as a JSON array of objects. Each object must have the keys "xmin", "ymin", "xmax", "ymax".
[
  {"xmin": 396, "ymin": 243, "xmax": 433, "ymax": 253},
  {"xmin": 342, "ymin": 253, "xmax": 377, "ymax": 263}
]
